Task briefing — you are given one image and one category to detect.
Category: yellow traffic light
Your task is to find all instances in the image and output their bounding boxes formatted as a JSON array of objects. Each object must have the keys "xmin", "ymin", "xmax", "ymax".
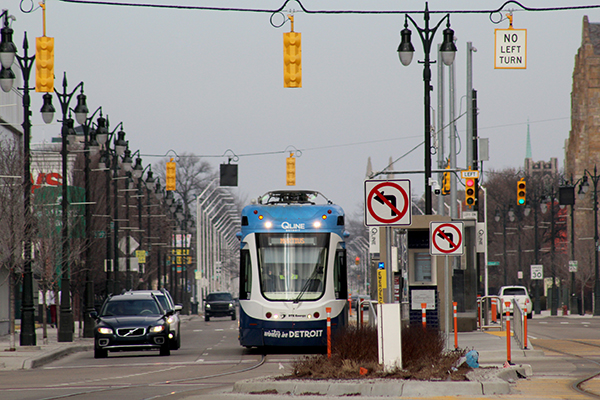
[
  {"xmin": 286, "ymin": 155, "xmax": 296, "ymax": 186},
  {"xmin": 166, "ymin": 160, "xmax": 176, "ymax": 191},
  {"xmin": 517, "ymin": 178, "xmax": 526, "ymax": 205},
  {"xmin": 35, "ymin": 36, "xmax": 54, "ymax": 92},
  {"xmin": 465, "ymin": 178, "xmax": 476, "ymax": 207},
  {"xmin": 442, "ymin": 162, "xmax": 451, "ymax": 195},
  {"xmin": 283, "ymin": 28, "xmax": 302, "ymax": 88}
]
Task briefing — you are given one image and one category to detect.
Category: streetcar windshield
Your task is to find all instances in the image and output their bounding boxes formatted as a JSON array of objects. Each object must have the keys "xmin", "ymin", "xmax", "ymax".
[{"xmin": 256, "ymin": 233, "xmax": 329, "ymax": 301}]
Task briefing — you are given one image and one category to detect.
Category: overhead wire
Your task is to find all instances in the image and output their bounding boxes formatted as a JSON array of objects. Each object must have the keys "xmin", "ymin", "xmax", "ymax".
[{"xmin": 53, "ymin": 0, "xmax": 600, "ymax": 17}]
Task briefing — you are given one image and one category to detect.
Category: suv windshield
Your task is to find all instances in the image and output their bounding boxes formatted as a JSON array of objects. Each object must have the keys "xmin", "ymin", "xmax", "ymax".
[
  {"xmin": 102, "ymin": 299, "xmax": 161, "ymax": 316},
  {"xmin": 207, "ymin": 293, "xmax": 233, "ymax": 301}
]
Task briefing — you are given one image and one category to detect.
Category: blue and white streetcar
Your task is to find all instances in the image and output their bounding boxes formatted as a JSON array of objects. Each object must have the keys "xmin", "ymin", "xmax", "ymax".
[{"xmin": 238, "ymin": 190, "xmax": 349, "ymax": 348}]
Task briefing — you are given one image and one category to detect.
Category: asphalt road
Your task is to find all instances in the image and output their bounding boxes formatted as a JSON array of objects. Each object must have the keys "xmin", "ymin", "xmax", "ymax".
[
  {"xmin": 0, "ymin": 316, "xmax": 288, "ymax": 400},
  {"xmin": 1, "ymin": 314, "xmax": 600, "ymax": 399}
]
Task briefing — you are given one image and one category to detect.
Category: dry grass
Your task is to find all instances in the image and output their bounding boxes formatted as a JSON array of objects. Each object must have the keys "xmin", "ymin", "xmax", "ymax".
[{"xmin": 286, "ymin": 324, "xmax": 469, "ymax": 381}]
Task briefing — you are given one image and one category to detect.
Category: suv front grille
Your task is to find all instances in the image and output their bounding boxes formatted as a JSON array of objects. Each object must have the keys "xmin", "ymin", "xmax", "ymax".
[{"xmin": 117, "ymin": 327, "xmax": 146, "ymax": 337}]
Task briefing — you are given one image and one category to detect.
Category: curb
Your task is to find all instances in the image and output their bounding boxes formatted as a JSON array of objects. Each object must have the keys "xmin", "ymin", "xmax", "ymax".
[
  {"xmin": 232, "ymin": 365, "xmax": 531, "ymax": 397},
  {"xmin": 25, "ymin": 342, "xmax": 93, "ymax": 370}
]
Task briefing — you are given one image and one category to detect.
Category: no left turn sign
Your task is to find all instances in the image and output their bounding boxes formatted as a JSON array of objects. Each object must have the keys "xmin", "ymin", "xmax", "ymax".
[
  {"xmin": 430, "ymin": 222, "xmax": 464, "ymax": 256},
  {"xmin": 364, "ymin": 179, "xmax": 411, "ymax": 226}
]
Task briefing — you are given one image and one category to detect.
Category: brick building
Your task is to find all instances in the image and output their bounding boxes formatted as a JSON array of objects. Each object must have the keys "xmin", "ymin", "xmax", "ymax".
[{"xmin": 565, "ymin": 16, "xmax": 600, "ymax": 290}]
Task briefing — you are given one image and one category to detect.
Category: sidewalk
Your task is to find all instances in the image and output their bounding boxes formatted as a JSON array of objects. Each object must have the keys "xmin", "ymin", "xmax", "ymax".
[{"xmin": 0, "ymin": 323, "xmax": 92, "ymax": 370}]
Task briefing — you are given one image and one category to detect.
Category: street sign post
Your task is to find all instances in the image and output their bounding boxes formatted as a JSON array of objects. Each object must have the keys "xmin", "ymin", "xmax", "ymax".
[
  {"xmin": 494, "ymin": 28, "xmax": 527, "ymax": 69},
  {"xmin": 364, "ymin": 179, "xmax": 411, "ymax": 226},
  {"xmin": 430, "ymin": 222, "xmax": 464, "ymax": 256},
  {"xmin": 531, "ymin": 264, "xmax": 544, "ymax": 280}
]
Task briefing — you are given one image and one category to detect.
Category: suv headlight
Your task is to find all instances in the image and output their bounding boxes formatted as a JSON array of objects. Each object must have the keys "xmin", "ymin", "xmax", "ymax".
[
  {"xmin": 97, "ymin": 327, "xmax": 113, "ymax": 335},
  {"xmin": 205, "ymin": 304, "xmax": 211, "ymax": 309},
  {"xmin": 150, "ymin": 325, "xmax": 165, "ymax": 333},
  {"xmin": 166, "ymin": 316, "xmax": 175, "ymax": 325},
  {"xmin": 229, "ymin": 303, "xmax": 234, "ymax": 309}
]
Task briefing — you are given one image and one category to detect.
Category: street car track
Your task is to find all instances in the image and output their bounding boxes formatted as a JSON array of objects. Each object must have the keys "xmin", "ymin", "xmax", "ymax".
[
  {"xmin": 532, "ymin": 338, "xmax": 600, "ymax": 399},
  {"xmin": 13, "ymin": 354, "xmax": 266, "ymax": 400}
]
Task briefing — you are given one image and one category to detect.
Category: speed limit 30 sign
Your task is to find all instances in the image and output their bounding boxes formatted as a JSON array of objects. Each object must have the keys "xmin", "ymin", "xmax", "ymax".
[{"xmin": 530, "ymin": 264, "xmax": 543, "ymax": 280}]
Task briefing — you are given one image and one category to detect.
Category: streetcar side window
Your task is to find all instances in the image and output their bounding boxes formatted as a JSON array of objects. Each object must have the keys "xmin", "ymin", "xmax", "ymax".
[
  {"xmin": 239, "ymin": 248, "xmax": 251, "ymax": 300},
  {"xmin": 333, "ymin": 246, "xmax": 348, "ymax": 299}
]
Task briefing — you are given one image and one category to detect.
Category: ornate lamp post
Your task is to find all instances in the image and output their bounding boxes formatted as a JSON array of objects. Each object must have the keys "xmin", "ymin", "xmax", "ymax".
[
  {"xmin": 397, "ymin": 2, "xmax": 457, "ymax": 214},
  {"xmin": 0, "ymin": 11, "xmax": 37, "ymax": 346},
  {"xmin": 578, "ymin": 165, "xmax": 600, "ymax": 315},
  {"xmin": 97, "ymin": 121, "xmax": 127, "ymax": 295},
  {"xmin": 80, "ymin": 108, "xmax": 101, "ymax": 337},
  {"xmin": 40, "ymin": 73, "xmax": 89, "ymax": 342}
]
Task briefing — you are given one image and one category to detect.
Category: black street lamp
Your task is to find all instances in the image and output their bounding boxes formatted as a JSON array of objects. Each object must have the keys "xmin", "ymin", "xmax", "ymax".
[
  {"xmin": 0, "ymin": 11, "xmax": 37, "ymax": 346},
  {"xmin": 397, "ymin": 2, "xmax": 457, "ymax": 215},
  {"xmin": 578, "ymin": 165, "xmax": 600, "ymax": 316},
  {"xmin": 495, "ymin": 206, "xmax": 515, "ymax": 287},
  {"xmin": 40, "ymin": 73, "xmax": 89, "ymax": 342},
  {"xmin": 97, "ymin": 123, "xmax": 127, "ymax": 295},
  {"xmin": 80, "ymin": 107, "xmax": 101, "ymax": 338}
]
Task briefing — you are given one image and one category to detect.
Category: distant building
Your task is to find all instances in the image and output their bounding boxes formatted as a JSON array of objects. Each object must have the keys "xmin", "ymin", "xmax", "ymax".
[{"xmin": 524, "ymin": 158, "xmax": 558, "ymax": 177}]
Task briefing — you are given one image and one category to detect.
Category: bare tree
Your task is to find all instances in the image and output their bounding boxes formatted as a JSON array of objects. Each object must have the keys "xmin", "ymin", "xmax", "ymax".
[{"xmin": 0, "ymin": 138, "xmax": 24, "ymax": 349}]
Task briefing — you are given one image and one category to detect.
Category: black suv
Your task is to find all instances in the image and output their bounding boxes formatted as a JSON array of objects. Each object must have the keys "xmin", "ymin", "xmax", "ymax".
[
  {"xmin": 204, "ymin": 292, "xmax": 236, "ymax": 321},
  {"xmin": 125, "ymin": 289, "xmax": 182, "ymax": 350},
  {"xmin": 91, "ymin": 293, "xmax": 173, "ymax": 358}
]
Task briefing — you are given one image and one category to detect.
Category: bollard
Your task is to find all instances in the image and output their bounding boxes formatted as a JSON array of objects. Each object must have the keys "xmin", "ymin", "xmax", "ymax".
[
  {"xmin": 326, "ymin": 307, "xmax": 332, "ymax": 358},
  {"xmin": 359, "ymin": 299, "xmax": 364, "ymax": 328},
  {"xmin": 477, "ymin": 295, "xmax": 481, "ymax": 329},
  {"xmin": 348, "ymin": 294, "xmax": 352, "ymax": 316},
  {"xmin": 453, "ymin": 302, "xmax": 458, "ymax": 350},
  {"xmin": 421, "ymin": 302, "xmax": 427, "ymax": 329},
  {"xmin": 505, "ymin": 301, "xmax": 511, "ymax": 364},
  {"xmin": 524, "ymin": 304, "xmax": 528, "ymax": 349},
  {"xmin": 491, "ymin": 298, "xmax": 497, "ymax": 323}
]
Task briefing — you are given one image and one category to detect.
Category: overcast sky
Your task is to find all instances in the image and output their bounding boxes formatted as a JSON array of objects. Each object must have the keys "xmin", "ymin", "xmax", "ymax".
[{"xmin": 6, "ymin": 0, "xmax": 600, "ymax": 216}]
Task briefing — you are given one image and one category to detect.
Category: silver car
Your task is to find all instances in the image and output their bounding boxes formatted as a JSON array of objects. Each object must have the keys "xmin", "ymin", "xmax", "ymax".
[{"xmin": 125, "ymin": 289, "xmax": 183, "ymax": 350}]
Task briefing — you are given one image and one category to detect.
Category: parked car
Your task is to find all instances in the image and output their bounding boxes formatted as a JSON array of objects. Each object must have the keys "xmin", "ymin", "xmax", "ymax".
[
  {"xmin": 91, "ymin": 292, "xmax": 173, "ymax": 358},
  {"xmin": 125, "ymin": 289, "xmax": 182, "ymax": 350},
  {"xmin": 497, "ymin": 285, "xmax": 532, "ymax": 319},
  {"xmin": 204, "ymin": 292, "xmax": 236, "ymax": 321}
]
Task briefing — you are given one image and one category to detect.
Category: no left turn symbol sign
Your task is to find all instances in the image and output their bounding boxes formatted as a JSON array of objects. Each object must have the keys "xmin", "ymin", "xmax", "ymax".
[
  {"xmin": 364, "ymin": 179, "xmax": 411, "ymax": 226},
  {"xmin": 430, "ymin": 222, "xmax": 464, "ymax": 256}
]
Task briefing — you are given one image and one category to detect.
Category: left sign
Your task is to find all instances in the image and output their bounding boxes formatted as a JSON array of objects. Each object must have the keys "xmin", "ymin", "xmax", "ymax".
[{"xmin": 364, "ymin": 179, "xmax": 411, "ymax": 226}]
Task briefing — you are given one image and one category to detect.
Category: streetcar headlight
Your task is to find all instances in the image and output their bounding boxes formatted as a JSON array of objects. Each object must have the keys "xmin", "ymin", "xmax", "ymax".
[
  {"xmin": 313, "ymin": 221, "xmax": 321, "ymax": 228},
  {"xmin": 265, "ymin": 221, "xmax": 273, "ymax": 228}
]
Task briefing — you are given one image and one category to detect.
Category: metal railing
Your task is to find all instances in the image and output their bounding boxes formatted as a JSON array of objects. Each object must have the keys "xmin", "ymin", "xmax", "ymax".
[
  {"xmin": 477, "ymin": 295, "xmax": 503, "ymax": 331},
  {"xmin": 512, "ymin": 298, "xmax": 528, "ymax": 350}
]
